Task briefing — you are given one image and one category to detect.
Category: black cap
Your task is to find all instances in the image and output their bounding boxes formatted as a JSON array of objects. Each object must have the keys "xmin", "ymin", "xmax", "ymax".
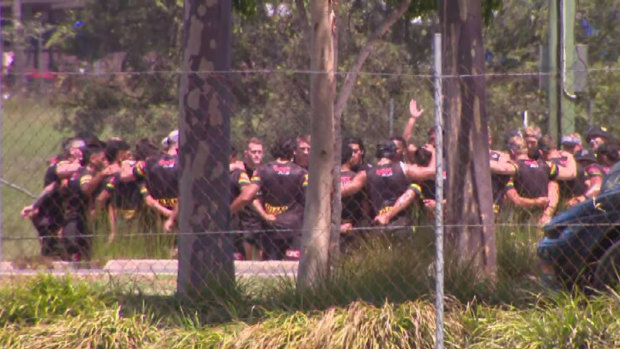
[
  {"xmin": 585, "ymin": 125, "xmax": 611, "ymax": 143},
  {"xmin": 575, "ymin": 149, "xmax": 597, "ymax": 163},
  {"xmin": 376, "ymin": 141, "xmax": 397, "ymax": 160}
]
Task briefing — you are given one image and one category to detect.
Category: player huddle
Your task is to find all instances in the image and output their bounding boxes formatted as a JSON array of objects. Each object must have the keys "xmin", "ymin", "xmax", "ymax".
[{"xmin": 21, "ymin": 99, "xmax": 620, "ymax": 262}]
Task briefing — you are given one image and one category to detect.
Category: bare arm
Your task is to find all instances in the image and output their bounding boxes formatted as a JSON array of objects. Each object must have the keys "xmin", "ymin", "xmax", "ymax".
[
  {"xmin": 164, "ymin": 205, "xmax": 178, "ymax": 232},
  {"xmin": 539, "ymin": 181, "xmax": 560, "ymax": 225},
  {"xmin": 583, "ymin": 175, "xmax": 603, "ymax": 198},
  {"xmin": 405, "ymin": 164, "xmax": 435, "ymax": 182},
  {"xmin": 552, "ymin": 156, "xmax": 577, "ymax": 181},
  {"xmin": 505, "ymin": 188, "xmax": 548, "ymax": 208},
  {"xmin": 342, "ymin": 170, "xmax": 367, "ymax": 197},
  {"xmin": 402, "ymin": 99, "xmax": 424, "ymax": 142},
  {"xmin": 21, "ymin": 181, "xmax": 58, "ymax": 218},
  {"xmin": 490, "ymin": 160, "xmax": 517, "ymax": 175},
  {"xmin": 81, "ymin": 164, "xmax": 120, "ymax": 196},
  {"xmin": 144, "ymin": 194, "xmax": 174, "ymax": 217},
  {"xmin": 374, "ymin": 186, "xmax": 418, "ymax": 225},
  {"xmin": 231, "ymin": 183, "xmax": 260, "ymax": 215},
  {"xmin": 55, "ymin": 161, "xmax": 81, "ymax": 179},
  {"xmin": 251, "ymin": 198, "xmax": 275, "ymax": 222}
]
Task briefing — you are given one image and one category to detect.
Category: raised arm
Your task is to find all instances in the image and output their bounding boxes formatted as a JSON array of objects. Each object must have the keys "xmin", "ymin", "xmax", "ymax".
[{"xmin": 402, "ymin": 99, "xmax": 424, "ymax": 142}]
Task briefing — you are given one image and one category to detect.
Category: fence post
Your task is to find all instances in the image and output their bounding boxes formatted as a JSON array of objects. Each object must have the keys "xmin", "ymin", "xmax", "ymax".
[{"xmin": 433, "ymin": 32, "xmax": 444, "ymax": 349}]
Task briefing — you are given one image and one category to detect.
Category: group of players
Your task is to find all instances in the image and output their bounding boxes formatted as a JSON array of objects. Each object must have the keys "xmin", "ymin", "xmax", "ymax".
[{"xmin": 20, "ymin": 99, "xmax": 620, "ymax": 262}]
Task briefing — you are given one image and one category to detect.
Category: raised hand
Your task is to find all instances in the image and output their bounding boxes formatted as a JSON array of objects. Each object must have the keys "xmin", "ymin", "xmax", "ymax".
[{"xmin": 409, "ymin": 99, "xmax": 424, "ymax": 119}]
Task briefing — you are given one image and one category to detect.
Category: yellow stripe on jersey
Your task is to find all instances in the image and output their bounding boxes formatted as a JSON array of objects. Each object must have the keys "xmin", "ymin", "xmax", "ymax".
[
  {"xmin": 410, "ymin": 183, "xmax": 423, "ymax": 199},
  {"xmin": 238, "ymin": 172, "xmax": 251, "ymax": 185},
  {"xmin": 79, "ymin": 174, "xmax": 92, "ymax": 186},
  {"xmin": 302, "ymin": 174, "xmax": 309, "ymax": 187}
]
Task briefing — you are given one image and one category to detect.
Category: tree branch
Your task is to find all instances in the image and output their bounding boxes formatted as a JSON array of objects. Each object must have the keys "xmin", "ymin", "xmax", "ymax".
[{"xmin": 334, "ymin": 0, "xmax": 412, "ymax": 118}]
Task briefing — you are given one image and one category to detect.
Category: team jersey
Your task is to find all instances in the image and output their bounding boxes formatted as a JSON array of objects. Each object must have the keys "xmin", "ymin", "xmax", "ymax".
[
  {"xmin": 251, "ymin": 160, "xmax": 308, "ymax": 230},
  {"xmin": 64, "ymin": 167, "xmax": 96, "ymax": 221},
  {"xmin": 230, "ymin": 169, "xmax": 251, "ymax": 200},
  {"xmin": 135, "ymin": 154, "xmax": 178, "ymax": 209},
  {"xmin": 104, "ymin": 174, "xmax": 143, "ymax": 210},
  {"xmin": 36, "ymin": 158, "xmax": 66, "ymax": 223},
  {"xmin": 506, "ymin": 158, "xmax": 558, "ymax": 198},
  {"xmin": 365, "ymin": 162, "xmax": 413, "ymax": 217},
  {"xmin": 236, "ymin": 165, "xmax": 265, "ymax": 230}
]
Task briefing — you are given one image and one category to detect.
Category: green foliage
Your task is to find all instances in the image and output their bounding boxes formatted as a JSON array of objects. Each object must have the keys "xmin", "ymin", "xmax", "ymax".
[{"xmin": 0, "ymin": 275, "xmax": 114, "ymax": 326}]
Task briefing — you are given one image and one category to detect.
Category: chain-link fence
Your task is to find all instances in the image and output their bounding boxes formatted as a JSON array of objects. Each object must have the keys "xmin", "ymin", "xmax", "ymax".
[{"xmin": 2, "ymin": 3, "xmax": 620, "ymax": 347}]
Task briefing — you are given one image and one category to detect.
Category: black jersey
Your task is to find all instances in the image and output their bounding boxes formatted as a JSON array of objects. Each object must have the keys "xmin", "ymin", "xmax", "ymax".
[
  {"xmin": 251, "ymin": 161, "xmax": 308, "ymax": 229},
  {"xmin": 230, "ymin": 169, "xmax": 251, "ymax": 200},
  {"xmin": 64, "ymin": 167, "xmax": 94, "ymax": 222},
  {"xmin": 366, "ymin": 162, "xmax": 411, "ymax": 216},
  {"xmin": 506, "ymin": 159, "xmax": 558, "ymax": 198},
  {"xmin": 104, "ymin": 174, "xmax": 143, "ymax": 210},
  {"xmin": 134, "ymin": 154, "xmax": 178, "ymax": 208},
  {"xmin": 237, "ymin": 166, "xmax": 264, "ymax": 230},
  {"xmin": 37, "ymin": 159, "xmax": 65, "ymax": 221}
]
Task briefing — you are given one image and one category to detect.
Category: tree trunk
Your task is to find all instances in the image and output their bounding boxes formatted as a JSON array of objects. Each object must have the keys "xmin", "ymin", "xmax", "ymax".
[
  {"xmin": 177, "ymin": 0, "xmax": 235, "ymax": 297},
  {"xmin": 297, "ymin": 0, "xmax": 336, "ymax": 290},
  {"xmin": 441, "ymin": 0, "xmax": 496, "ymax": 275}
]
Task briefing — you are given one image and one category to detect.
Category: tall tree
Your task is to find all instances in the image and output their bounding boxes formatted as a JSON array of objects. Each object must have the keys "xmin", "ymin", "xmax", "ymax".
[
  {"xmin": 177, "ymin": 0, "xmax": 235, "ymax": 296},
  {"xmin": 297, "ymin": 0, "xmax": 337, "ymax": 289},
  {"xmin": 441, "ymin": 0, "xmax": 496, "ymax": 274}
]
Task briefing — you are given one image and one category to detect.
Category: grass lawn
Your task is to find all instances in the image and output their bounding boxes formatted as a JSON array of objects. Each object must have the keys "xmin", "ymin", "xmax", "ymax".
[{"xmin": 2, "ymin": 97, "xmax": 71, "ymax": 260}]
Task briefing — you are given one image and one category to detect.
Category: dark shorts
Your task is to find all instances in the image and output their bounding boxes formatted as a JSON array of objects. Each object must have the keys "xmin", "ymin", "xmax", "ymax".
[
  {"xmin": 260, "ymin": 224, "xmax": 302, "ymax": 261},
  {"xmin": 61, "ymin": 219, "xmax": 92, "ymax": 261},
  {"xmin": 31, "ymin": 213, "xmax": 64, "ymax": 256}
]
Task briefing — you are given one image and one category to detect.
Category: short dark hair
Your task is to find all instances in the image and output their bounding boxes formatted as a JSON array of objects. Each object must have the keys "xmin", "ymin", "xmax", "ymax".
[
  {"xmin": 271, "ymin": 136, "xmax": 297, "ymax": 160},
  {"xmin": 80, "ymin": 144, "xmax": 105, "ymax": 166},
  {"xmin": 134, "ymin": 139, "xmax": 161, "ymax": 161},
  {"xmin": 105, "ymin": 139, "xmax": 131, "ymax": 162},
  {"xmin": 414, "ymin": 147, "xmax": 433, "ymax": 166},
  {"xmin": 389, "ymin": 135, "xmax": 407, "ymax": 147},
  {"xmin": 341, "ymin": 142, "xmax": 354, "ymax": 165},
  {"xmin": 537, "ymin": 134, "xmax": 556, "ymax": 153}
]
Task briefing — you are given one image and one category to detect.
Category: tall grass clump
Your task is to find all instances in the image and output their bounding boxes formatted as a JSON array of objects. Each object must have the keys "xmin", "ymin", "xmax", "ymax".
[
  {"xmin": 0, "ymin": 308, "xmax": 159, "ymax": 349},
  {"xmin": 219, "ymin": 299, "xmax": 465, "ymax": 349},
  {"xmin": 462, "ymin": 290, "xmax": 620, "ymax": 348},
  {"xmin": 0, "ymin": 274, "xmax": 115, "ymax": 325},
  {"xmin": 259, "ymin": 230, "xmax": 543, "ymax": 311}
]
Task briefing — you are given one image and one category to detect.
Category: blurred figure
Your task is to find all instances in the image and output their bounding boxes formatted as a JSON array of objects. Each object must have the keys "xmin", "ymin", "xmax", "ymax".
[
  {"xmin": 565, "ymin": 149, "xmax": 605, "ymax": 207},
  {"xmin": 523, "ymin": 126, "xmax": 542, "ymax": 160},
  {"xmin": 560, "ymin": 133, "xmax": 583, "ymax": 155},
  {"xmin": 294, "ymin": 134, "xmax": 311, "ymax": 169},
  {"xmin": 585, "ymin": 125, "xmax": 611, "ymax": 152},
  {"xmin": 61, "ymin": 144, "xmax": 120, "ymax": 261},
  {"xmin": 232, "ymin": 136, "xmax": 308, "ymax": 261}
]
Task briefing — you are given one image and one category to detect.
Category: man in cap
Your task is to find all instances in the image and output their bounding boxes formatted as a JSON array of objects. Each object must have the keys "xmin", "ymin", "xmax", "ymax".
[
  {"xmin": 565, "ymin": 149, "xmax": 606, "ymax": 207},
  {"xmin": 585, "ymin": 125, "xmax": 611, "ymax": 152}
]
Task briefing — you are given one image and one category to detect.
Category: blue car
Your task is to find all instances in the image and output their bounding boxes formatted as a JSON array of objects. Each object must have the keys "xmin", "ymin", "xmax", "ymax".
[{"xmin": 538, "ymin": 164, "xmax": 620, "ymax": 289}]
